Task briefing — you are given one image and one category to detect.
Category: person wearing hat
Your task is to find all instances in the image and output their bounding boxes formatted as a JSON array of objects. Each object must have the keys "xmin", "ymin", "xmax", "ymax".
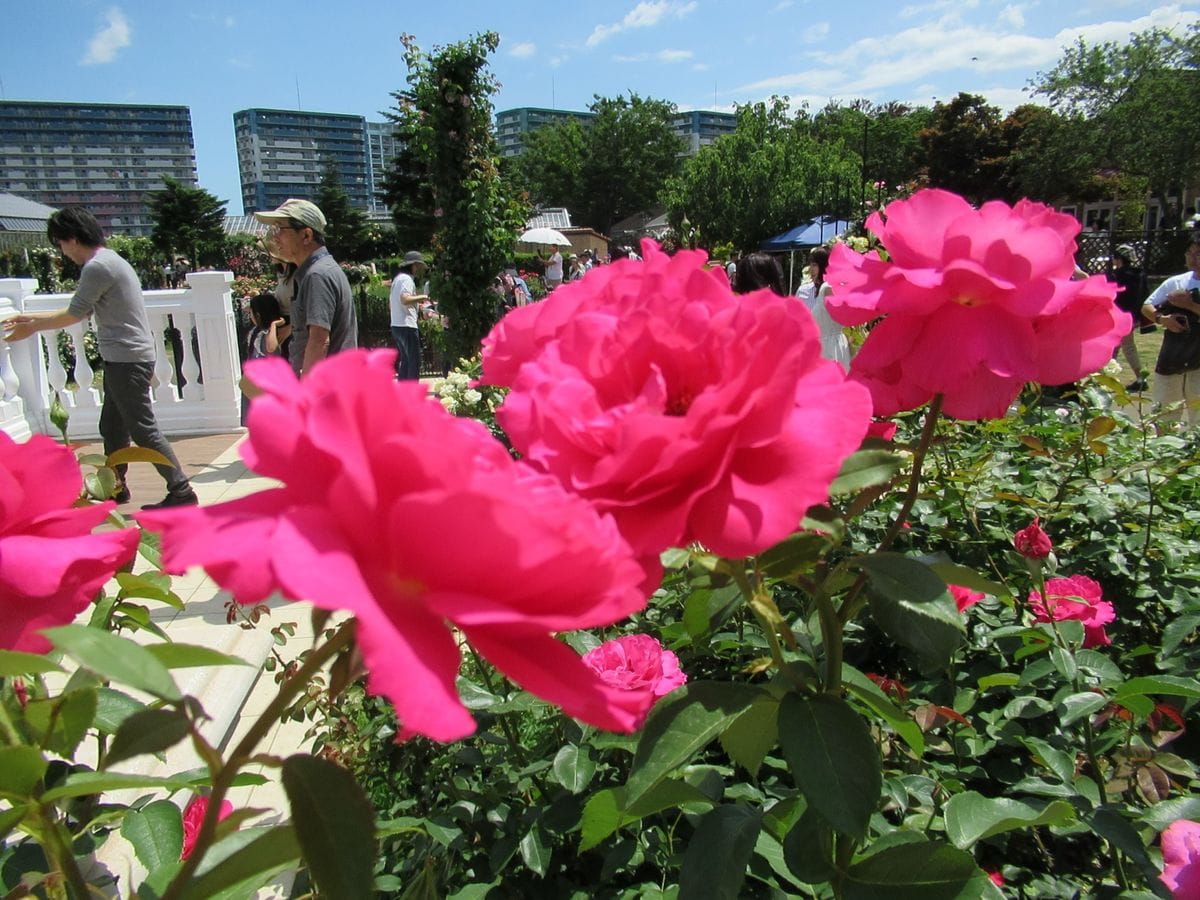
[
  {"xmin": 1140, "ymin": 235, "xmax": 1200, "ymax": 426},
  {"xmin": 252, "ymin": 199, "xmax": 356, "ymax": 377},
  {"xmin": 1110, "ymin": 244, "xmax": 1149, "ymax": 391},
  {"xmin": 389, "ymin": 251, "xmax": 428, "ymax": 380}
]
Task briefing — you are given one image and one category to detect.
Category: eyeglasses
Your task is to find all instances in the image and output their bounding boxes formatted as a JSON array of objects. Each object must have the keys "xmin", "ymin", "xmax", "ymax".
[{"xmin": 268, "ymin": 223, "xmax": 305, "ymax": 236}]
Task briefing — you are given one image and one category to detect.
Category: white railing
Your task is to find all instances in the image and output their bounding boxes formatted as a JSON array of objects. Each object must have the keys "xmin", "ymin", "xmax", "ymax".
[{"xmin": 0, "ymin": 271, "xmax": 243, "ymax": 441}]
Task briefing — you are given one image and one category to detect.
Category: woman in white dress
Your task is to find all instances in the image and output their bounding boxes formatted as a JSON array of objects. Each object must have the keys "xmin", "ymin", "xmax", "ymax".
[{"xmin": 800, "ymin": 246, "xmax": 851, "ymax": 371}]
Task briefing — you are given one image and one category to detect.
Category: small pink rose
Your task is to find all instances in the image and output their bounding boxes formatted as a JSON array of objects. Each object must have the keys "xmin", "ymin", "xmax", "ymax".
[
  {"xmin": 949, "ymin": 584, "xmax": 985, "ymax": 613},
  {"xmin": 181, "ymin": 794, "xmax": 234, "ymax": 860},
  {"xmin": 583, "ymin": 634, "xmax": 687, "ymax": 727},
  {"xmin": 1028, "ymin": 574, "xmax": 1115, "ymax": 648},
  {"xmin": 1014, "ymin": 518, "xmax": 1052, "ymax": 559}
]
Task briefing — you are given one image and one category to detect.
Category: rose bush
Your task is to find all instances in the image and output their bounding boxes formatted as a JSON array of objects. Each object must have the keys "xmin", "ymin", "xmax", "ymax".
[
  {"xmin": 825, "ymin": 188, "xmax": 1126, "ymax": 419},
  {"xmin": 482, "ymin": 240, "xmax": 872, "ymax": 582}
]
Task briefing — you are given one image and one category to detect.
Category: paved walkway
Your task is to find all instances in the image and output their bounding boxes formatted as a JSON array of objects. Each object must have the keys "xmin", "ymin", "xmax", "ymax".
[{"xmin": 74, "ymin": 430, "xmax": 317, "ymax": 897}]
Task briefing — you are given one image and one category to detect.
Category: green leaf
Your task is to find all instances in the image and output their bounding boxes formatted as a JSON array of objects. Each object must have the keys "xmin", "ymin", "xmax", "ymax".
[
  {"xmin": 778, "ymin": 693, "xmax": 881, "ymax": 839},
  {"xmin": 580, "ymin": 779, "xmax": 713, "ymax": 852},
  {"xmin": 105, "ymin": 708, "xmax": 192, "ymax": 768},
  {"xmin": 580, "ymin": 789, "xmax": 623, "ymax": 852},
  {"xmin": 0, "ymin": 650, "xmax": 63, "ymax": 676},
  {"xmin": 282, "ymin": 754, "xmax": 376, "ymax": 899},
  {"xmin": 41, "ymin": 771, "xmax": 198, "ymax": 802},
  {"xmin": 830, "ymin": 449, "xmax": 904, "ymax": 495},
  {"xmin": 678, "ymin": 805, "xmax": 761, "ymax": 900},
  {"xmin": 179, "ymin": 826, "xmax": 302, "ymax": 900},
  {"xmin": 552, "ymin": 744, "xmax": 596, "ymax": 794},
  {"xmin": 122, "ymin": 799, "xmax": 183, "ymax": 872},
  {"xmin": 977, "ymin": 673, "xmax": 1020, "ymax": 691},
  {"xmin": 94, "ymin": 688, "xmax": 146, "ymax": 734},
  {"xmin": 43, "ymin": 625, "xmax": 180, "ymax": 701},
  {"xmin": 857, "ymin": 554, "xmax": 965, "ymax": 669},
  {"xmin": 1057, "ymin": 691, "xmax": 1107, "ymax": 726},
  {"xmin": 0, "ymin": 805, "xmax": 27, "ymax": 842},
  {"xmin": 927, "ymin": 562, "xmax": 1008, "ymax": 600},
  {"xmin": 624, "ymin": 681, "xmax": 764, "ymax": 807},
  {"xmin": 844, "ymin": 841, "xmax": 998, "ymax": 900},
  {"xmin": 782, "ymin": 805, "xmax": 836, "ymax": 884},
  {"xmin": 943, "ymin": 791, "xmax": 1076, "ymax": 849},
  {"xmin": 757, "ymin": 533, "xmax": 831, "ymax": 580},
  {"xmin": 843, "ymin": 666, "xmax": 924, "ymax": 756},
  {"xmin": 1113, "ymin": 676, "xmax": 1200, "ymax": 702},
  {"xmin": 519, "ymin": 825, "xmax": 551, "ymax": 877},
  {"xmin": 1141, "ymin": 796, "xmax": 1200, "ymax": 831},
  {"xmin": 145, "ymin": 643, "xmax": 250, "ymax": 669},
  {"xmin": 109, "ymin": 446, "xmax": 174, "ymax": 468},
  {"xmin": 0, "ymin": 746, "xmax": 48, "ymax": 797},
  {"xmin": 718, "ymin": 696, "xmax": 780, "ymax": 777},
  {"xmin": 24, "ymin": 688, "xmax": 96, "ymax": 757}
]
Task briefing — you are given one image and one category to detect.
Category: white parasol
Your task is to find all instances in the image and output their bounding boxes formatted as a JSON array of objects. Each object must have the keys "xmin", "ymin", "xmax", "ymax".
[{"xmin": 518, "ymin": 226, "xmax": 572, "ymax": 246}]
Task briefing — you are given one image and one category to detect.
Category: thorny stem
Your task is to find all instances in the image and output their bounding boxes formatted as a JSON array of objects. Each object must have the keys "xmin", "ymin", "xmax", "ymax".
[
  {"xmin": 814, "ymin": 588, "xmax": 843, "ymax": 694},
  {"xmin": 160, "ymin": 619, "xmax": 358, "ymax": 900}
]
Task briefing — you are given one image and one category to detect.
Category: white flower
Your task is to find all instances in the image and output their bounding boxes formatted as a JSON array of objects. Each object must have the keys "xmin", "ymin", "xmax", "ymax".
[
  {"xmin": 463, "ymin": 389, "xmax": 482, "ymax": 405},
  {"xmin": 448, "ymin": 372, "xmax": 470, "ymax": 388},
  {"xmin": 1102, "ymin": 360, "xmax": 1123, "ymax": 377},
  {"xmin": 439, "ymin": 396, "xmax": 458, "ymax": 412},
  {"xmin": 1054, "ymin": 407, "xmax": 1070, "ymax": 418}
]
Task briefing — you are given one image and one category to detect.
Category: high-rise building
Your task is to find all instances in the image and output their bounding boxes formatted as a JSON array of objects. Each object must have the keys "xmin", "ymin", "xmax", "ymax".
[
  {"xmin": 495, "ymin": 107, "xmax": 597, "ymax": 158},
  {"xmin": 234, "ymin": 108, "xmax": 371, "ymax": 213},
  {"xmin": 365, "ymin": 120, "xmax": 400, "ymax": 214},
  {"xmin": 494, "ymin": 106, "xmax": 736, "ymax": 158},
  {"xmin": 671, "ymin": 110, "xmax": 737, "ymax": 155},
  {"xmin": 0, "ymin": 100, "xmax": 198, "ymax": 236}
]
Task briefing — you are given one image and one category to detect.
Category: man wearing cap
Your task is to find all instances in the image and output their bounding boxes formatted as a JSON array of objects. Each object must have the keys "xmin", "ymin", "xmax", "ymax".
[
  {"xmin": 253, "ymin": 199, "xmax": 356, "ymax": 376},
  {"xmin": 389, "ymin": 251, "xmax": 428, "ymax": 380}
]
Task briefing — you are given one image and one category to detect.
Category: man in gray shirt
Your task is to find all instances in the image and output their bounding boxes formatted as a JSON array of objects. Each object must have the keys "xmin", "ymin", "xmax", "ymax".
[
  {"xmin": 253, "ymin": 199, "xmax": 356, "ymax": 376},
  {"xmin": 3, "ymin": 207, "xmax": 197, "ymax": 509}
]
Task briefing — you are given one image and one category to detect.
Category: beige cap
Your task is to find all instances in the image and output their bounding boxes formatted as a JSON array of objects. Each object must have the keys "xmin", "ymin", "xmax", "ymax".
[{"xmin": 253, "ymin": 199, "xmax": 326, "ymax": 235}]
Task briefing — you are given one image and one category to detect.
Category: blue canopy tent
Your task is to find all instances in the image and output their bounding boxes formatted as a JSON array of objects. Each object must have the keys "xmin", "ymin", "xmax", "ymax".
[{"xmin": 759, "ymin": 216, "xmax": 852, "ymax": 293}]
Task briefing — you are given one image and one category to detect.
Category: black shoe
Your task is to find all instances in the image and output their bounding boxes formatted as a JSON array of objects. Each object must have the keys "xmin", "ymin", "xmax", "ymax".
[
  {"xmin": 113, "ymin": 486, "xmax": 131, "ymax": 504},
  {"xmin": 141, "ymin": 489, "xmax": 199, "ymax": 510},
  {"xmin": 1125, "ymin": 378, "xmax": 1148, "ymax": 392}
]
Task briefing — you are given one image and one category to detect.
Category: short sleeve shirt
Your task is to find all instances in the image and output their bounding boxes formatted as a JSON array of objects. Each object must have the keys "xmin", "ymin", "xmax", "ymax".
[
  {"xmin": 288, "ymin": 247, "xmax": 357, "ymax": 375},
  {"xmin": 66, "ymin": 248, "xmax": 156, "ymax": 363},
  {"xmin": 389, "ymin": 272, "xmax": 419, "ymax": 328}
]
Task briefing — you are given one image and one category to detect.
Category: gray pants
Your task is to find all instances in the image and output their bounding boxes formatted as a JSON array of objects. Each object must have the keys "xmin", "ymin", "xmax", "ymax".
[{"xmin": 100, "ymin": 360, "xmax": 191, "ymax": 495}]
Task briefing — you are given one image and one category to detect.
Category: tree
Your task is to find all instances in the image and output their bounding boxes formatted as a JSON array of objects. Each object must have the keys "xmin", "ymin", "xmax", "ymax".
[
  {"xmin": 381, "ymin": 116, "xmax": 436, "ymax": 250},
  {"xmin": 392, "ymin": 32, "xmax": 527, "ymax": 362},
  {"xmin": 509, "ymin": 93, "xmax": 683, "ymax": 234},
  {"xmin": 996, "ymin": 105, "xmax": 1102, "ymax": 205},
  {"xmin": 809, "ymin": 100, "xmax": 930, "ymax": 196},
  {"xmin": 1033, "ymin": 25, "xmax": 1200, "ymax": 219},
  {"xmin": 315, "ymin": 161, "xmax": 370, "ymax": 262},
  {"xmin": 662, "ymin": 98, "xmax": 860, "ymax": 251},
  {"xmin": 148, "ymin": 176, "xmax": 226, "ymax": 267},
  {"xmin": 918, "ymin": 93, "xmax": 1008, "ymax": 203}
]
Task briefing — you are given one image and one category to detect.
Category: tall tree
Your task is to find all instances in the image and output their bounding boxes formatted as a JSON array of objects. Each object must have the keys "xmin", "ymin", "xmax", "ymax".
[
  {"xmin": 315, "ymin": 161, "xmax": 370, "ymax": 262},
  {"xmin": 918, "ymin": 93, "xmax": 1008, "ymax": 203},
  {"xmin": 810, "ymin": 100, "xmax": 930, "ymax": 195},
  {"xmin": 662, "ymin": 98, "xmax": 860, "ymax": 250},
  {"xmin": 1033, "ymin": 25, "xmax": 1200, "ymax": 218},
  {"xmin": 392, "ymin": 32, "xmax": 527, "ymax": 362},
  {"xmin": 148, "ymin": 176, "xmax": 226, "ymax": 266},
  {"xmin": 509, "ymin": 93, "xmax": 682, "ymax": 233},
  {"xmin": 381, "ymin": 115, "xmax": 436, "ymax": 250}
]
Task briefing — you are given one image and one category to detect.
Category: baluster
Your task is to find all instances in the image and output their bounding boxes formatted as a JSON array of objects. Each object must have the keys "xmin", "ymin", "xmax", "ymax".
[
  {"xmin": 44, "ymin": 330, "xmax": 70, "ymax": 407},
  {"xmin": 179, "ymin": 313, "xmax": 202, "ymax": 401},
  {"xmin": 67, "ymin": 323, "xmax": 99, "ymax": 409},
  {"xmin": 150, "ymin": 312, "xmax": 177, "ymax": 402},
  {"xmin": 0, "ymin": 340, "xmax": 19, "ymax": 402}
]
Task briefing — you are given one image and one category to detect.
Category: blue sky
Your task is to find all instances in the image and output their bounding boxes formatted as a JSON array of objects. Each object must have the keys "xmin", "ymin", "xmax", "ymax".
[{"xmin": 5, "ymin": 1, "xmax": 1198, "ymax": 214}]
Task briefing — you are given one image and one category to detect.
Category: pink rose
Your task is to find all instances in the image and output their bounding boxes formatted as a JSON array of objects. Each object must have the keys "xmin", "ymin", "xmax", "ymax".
[
  {"xmin": 1160, "ymin": 819, "xmax": 1200, "ymax": 898},
  {"xmin": 583, "ymin": 634, "xmax": 687, "ymax": 698},
  {"xmin": 0, "ymin": 434, "xmax": 139, "ymax": 653},
  {"xmin": 181, "ymin": 794, "xmax": 234, "ymax": 860},
  {"xmin": 825, "ymin": 189, "xmax": 1126, "ymax": 419},
  {"xmin": 949, "ymin": 584, "xmax": 984, "ymax": 613},
  {"xmin": 141, "ymin": 351, "xmax": 653, "ymax": 742},
  {"xmin": 481, "ymin": 239, "xmax": 872, "ymax": 584},
  {"xmin": 1027, "ymin": 574, "xmax": 1115, "ymax": 648},
  {"xmin": 1013, "ymin": 518, "xmax": 1053, "ymax": 559}
]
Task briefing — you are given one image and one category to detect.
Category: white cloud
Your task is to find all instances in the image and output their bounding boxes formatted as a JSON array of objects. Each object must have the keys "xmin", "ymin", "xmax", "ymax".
[
  {"xmin": 614, "ymin": 48, "xmax": 695, "ymax": 63},
  {"xmin": 510, "ymin": 41, "xmax": 537, "ymax": 58},
  {"xmin": 771, "ymin": 0, "xmax": 795, "ymax": 10},
  {"xmin": 586, "ymin": 1, "xmax": 698, "ymax": 48},
  {"xmin": 997, "ymin": 4, "xmax": 1025, "ymax": 28},
  {"xmin": 81, "ymin": 7, "xmax": 131, "ymax": 65},
  {"xmin": 803, "ymin": 22, "xmax": 830, "ymax": 44},
  {"xmin": 898, "ymin": 0, "xmax": 978, "ymax": 20}
]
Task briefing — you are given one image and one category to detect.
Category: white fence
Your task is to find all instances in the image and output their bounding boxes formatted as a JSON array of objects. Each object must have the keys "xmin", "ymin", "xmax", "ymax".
[{"xmin": 0, "ymin": 271, "xmax": 243, "ymax": 442}]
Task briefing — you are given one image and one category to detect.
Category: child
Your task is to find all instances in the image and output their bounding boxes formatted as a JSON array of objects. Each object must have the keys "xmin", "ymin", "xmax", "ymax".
[{"xmin": 242, "ymin": 293, "xmax": 290, "ymax": 424}]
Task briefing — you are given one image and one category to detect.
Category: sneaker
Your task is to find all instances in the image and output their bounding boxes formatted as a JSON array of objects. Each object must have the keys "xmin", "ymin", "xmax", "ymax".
[
  {"xmin": 1125, "ymin": 378, "xmax": 1148, "ymax": 392},
  {"xmin": 141, "ymin": 489, "xmax": 199, "ymax": 510}
]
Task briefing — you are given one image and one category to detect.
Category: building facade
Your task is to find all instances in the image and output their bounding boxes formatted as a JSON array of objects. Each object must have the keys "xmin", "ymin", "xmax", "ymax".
[
  {"xmin": 234, "ymin": 108, "xmax": 372, "ymax": 213},
  {"xmin": 0, "ymin": 100, "xmax": 198, "ymax": 236},
  {"xmin": 670, "ymin": 110, "xmax": 737, "ymax": 155},
  {"xmin": 495, "ymin": 106, "xmax": 736, "ymax": 158},
  {"xmin": 365, "ymin": 120, "xmax": 400, "ymax": 215}
]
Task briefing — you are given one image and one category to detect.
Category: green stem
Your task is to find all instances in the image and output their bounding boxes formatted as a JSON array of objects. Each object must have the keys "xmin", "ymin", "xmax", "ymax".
[
  {"xmin": 877, "ymin": 394, "xmax": 943, "ymax": 554},
  {"xmin": 34, "ymin": 805, "xmax": 91, "ymax": 900},
  {"xmin": 0, "ymin": 688, "xmax": 22, "ymax": 745},
  {"xmin": 814, "ymin": 589, "xmax": 843, "ymax": 694},
  {"xmin": 159, "ymin": 619, "xmax": 357, "ymax": 900}
]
